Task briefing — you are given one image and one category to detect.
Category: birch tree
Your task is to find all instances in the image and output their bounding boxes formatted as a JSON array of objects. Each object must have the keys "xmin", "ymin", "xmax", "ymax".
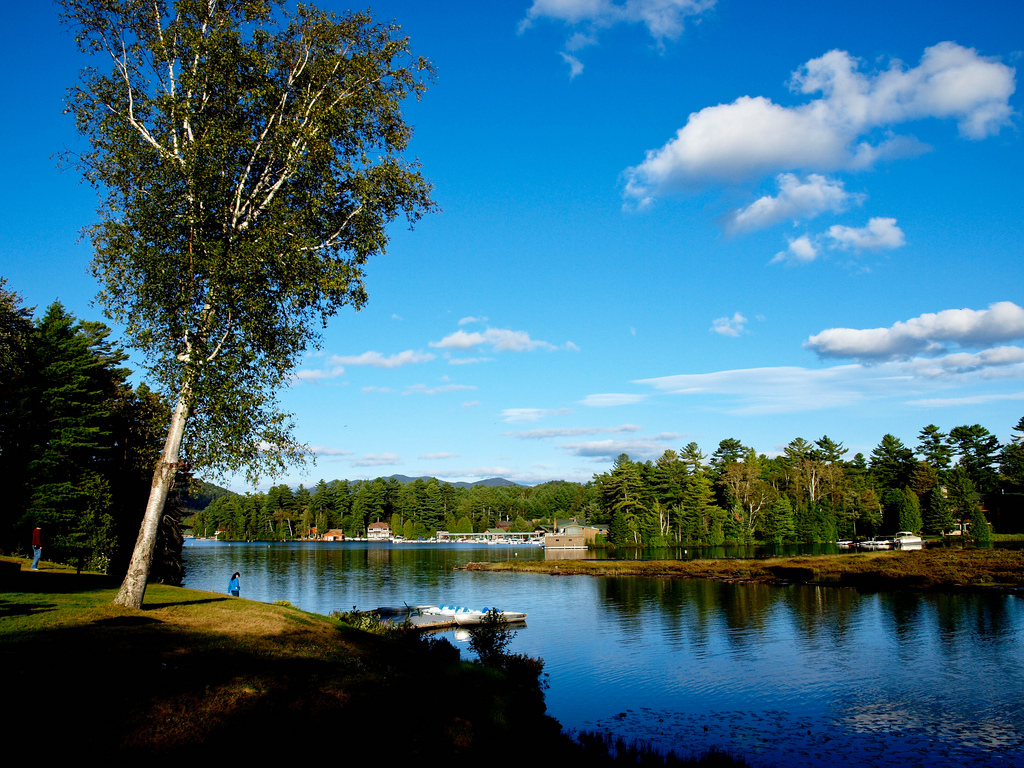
[{"xmin": 61, "ymin": 0, "xmax": 435, "ymax": 607}]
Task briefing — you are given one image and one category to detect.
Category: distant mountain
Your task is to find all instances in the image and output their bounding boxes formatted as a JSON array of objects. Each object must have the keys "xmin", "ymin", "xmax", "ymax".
[
  {"xmin": 182, "ymin": 479, "xmax": 235, "ymax": 512},
  {"xmin": 387, "ymin": 474, "xmax": 522, "ymax": 489}
]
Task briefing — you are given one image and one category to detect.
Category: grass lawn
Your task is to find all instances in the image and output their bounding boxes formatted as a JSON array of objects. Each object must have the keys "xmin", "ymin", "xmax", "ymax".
[{"xmin": 0, "ymin": 557, "xmax": 563, "ymax": 762}]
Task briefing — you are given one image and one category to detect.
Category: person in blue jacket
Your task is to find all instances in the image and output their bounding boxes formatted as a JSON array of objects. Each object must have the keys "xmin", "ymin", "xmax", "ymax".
[{"xmin": 229, "ymin": 572, "xmax": 240, "ymax": 597}]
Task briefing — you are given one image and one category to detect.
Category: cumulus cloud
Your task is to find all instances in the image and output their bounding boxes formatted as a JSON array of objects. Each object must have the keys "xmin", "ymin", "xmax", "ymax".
[
  {"xmin": 580, "ymin": 393, "xmax": 647, "ymax": 407},
  {"xmin": 624, "ymin": 42, "xmax": 1015, "ymax": 201},
  {"xmin": 458, "ymin": 316, "xmax": 488, "ymax": 325},
  {"xmin": 506, "ymin": 424, "xmax": 644, "ymax": 439},
  {"xmin": 351, "ymin": 453, "xmax": 401, "ymax": 467},
  {"xmin": 772, "ymin": 234, "xmax": 820, "ymax": 264},
  {"xmin": 293, "ymin": 365, "xmax": 344, "ymax": 382},
  {"xmin": 727, "ymin": 173, "xmax": 864, "ymax": 234},
  {"xmin": 329, "ymin": 350, "xmax": 435, "ymax": 368},
  {"xmin": 501, "ymin": 407, "xmax": 573, "ymax": 423},
  {"xmin": 520, "ymin": 0, "xmax": 715, "ymax": 77},
  {"xmin": 711, "ymin": 312, "xmax": 747, "ymax": 337},
  {"xmin": 805, "ymin": 302, "xmax": 1024, "ymax": 361},
  {"xmin": 430, "ymin": 327, "xmax": 567, "ymax": 353},
  {"xmin": 826, "ymin": 217, "xmax": 905, "ymax": 252},
  {"xmin": 560, "ymin": 438, "xmax": 677, "ymax": 461},
  {"xmin": 906, "ymin": 346, "xmax": 1024, "ymax": 377}
]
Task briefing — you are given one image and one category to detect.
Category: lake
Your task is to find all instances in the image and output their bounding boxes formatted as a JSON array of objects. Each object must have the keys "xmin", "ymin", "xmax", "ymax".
[{"xmin": 182, "ymin": 540, "xmax": 1024, "ymax": 768}]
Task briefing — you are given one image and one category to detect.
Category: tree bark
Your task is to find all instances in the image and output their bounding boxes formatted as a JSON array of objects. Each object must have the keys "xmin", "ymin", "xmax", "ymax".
[{"xmin": 112, "ymin": 382, "xmax": 190, "ymax": 608}]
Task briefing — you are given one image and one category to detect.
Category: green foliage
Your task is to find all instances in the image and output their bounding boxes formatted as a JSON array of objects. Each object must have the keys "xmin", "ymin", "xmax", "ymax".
[
  {"xmin": 61, "ymin": 0, "xmax": 437, "ymax": 482},
  {"xmin": 468, "ymin": 608, "xmax": 516, "ymax": 667},
  {"xmin": 0, "ymin": 293, "xmax": 177, "ymax": 575}
]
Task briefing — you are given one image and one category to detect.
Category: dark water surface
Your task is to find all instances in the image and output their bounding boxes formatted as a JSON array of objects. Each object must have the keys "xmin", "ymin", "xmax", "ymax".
[{"xmin": 182, "ymin": 540, "xmax": 1024, "ymax": 767}]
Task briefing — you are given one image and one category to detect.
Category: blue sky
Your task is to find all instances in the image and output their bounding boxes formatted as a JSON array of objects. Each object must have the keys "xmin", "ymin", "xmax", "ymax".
[{"xmin": 2, "ymin": 0, "xmax": 1022, "ymax": 490}]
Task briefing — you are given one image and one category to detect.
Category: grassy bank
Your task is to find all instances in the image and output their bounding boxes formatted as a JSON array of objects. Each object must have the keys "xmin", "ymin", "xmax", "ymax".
[
  {"xmin": 1, "ymin": 559, "xmax": 565, "ymax": 762},
  {"xmin": 461, "ymin": 548, "xmax": 1024, "ymax": 592},
  {"xmin": 0, "ymin": 557, "xmax": 748, "ymax": 765}
]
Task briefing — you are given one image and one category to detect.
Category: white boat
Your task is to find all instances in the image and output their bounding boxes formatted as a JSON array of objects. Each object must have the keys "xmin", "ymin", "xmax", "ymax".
[
  {"xmin": 856, "ymin": 536, "xmax": 894, "ymax": 550},
  {"xmin": 454, "ymin": 609, "xmax": 527, "ymax": 626},
  {"xmin": 893, "ymin": 531, "xmax": 923, "ymax": 549},
  {"xmin": 417, "ymin": 605, "xmax": 527, "ymax": 625}
]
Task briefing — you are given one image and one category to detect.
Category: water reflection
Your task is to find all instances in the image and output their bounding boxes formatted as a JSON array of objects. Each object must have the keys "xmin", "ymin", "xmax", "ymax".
[{"xmin": 183, "ymin": 541, "xmax": 1024, "ymax": 767}]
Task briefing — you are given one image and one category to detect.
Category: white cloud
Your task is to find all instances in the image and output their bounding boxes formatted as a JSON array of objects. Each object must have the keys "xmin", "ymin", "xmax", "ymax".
[
  {"xmin": 506, "ymin": 424, "xmax": 644, "ymax": 439},
  {"xmin": 771, "ymin": 234, "xmax": 820, "ymax": 264},
  {"xmin": 403, "ymin": 383, "xmax": 478, "ymax": 396},
  {"xmin": 635, "ymin": 365, "xmax": 867, "ymax": 414},
  {"xmin": 560, "ymin": 438, "xmax": 677, "ymax": 461},
  {"xmin": 520, "ymin": 0, "xmax": 715, "ymax": 77},
  {"xmin": 727, "ymin": 173, "xmax": 863, "ymax": 234},
  {"xmin": 293, "ymin": 365, "xmax": 344, "ymax": 382},
  {"xmin": 906, "ymin": 346, "xmax": 1024, "ymax": 377},
  {"xmin": 521, "ymin": 0, "xmax": 714, "ymax": 40},
  {"xmin": 560, "ymin": 52, "xmax": 584, "ymax": 79},
  {"xmin": 501, "ymin": 407, "xmax": 573, "ymax": 423},
  {"xmin": 420, "ymin": 452, "xmax": 458, "ymax": 460},
  {"xmin": 909, "ymin": 391, "xmax": 1024, "ymax": 407},
  {"xmin": 458, "ymin": 315, "xmax": 488, "ymax": 325},
  {"xmin": 351, "ymin": 453, "xmax": 401, "ymax": 467},
  {"xmin": 447, "ymin": 357, "xmax": 493, "ymax": 365},
  {"xmin": 826, "ymin": 217, "xmax": 905, "ymax": 252},
  {"xmin": 711, "ymin": 312, "xmax": 747, "ymax": 337},
  {"xmin": 362, "ymin": 386, "xmax": 395, "ymax": 393},
  {"xmin": 430, "ymin": 327, "xmax": 573, "ymax": 353},
  {"xmin": 805, "ymin": 302, "xmax": 1024, "ymax": 361},
  {"xmin": 309, "ymin": 446, "xmax": 354, "ymax": 457},
  {"xmin": 580, "ymin": 393, "xmax": 647, "ymax": 407},
  {"xmin": 328, "ymin": 350, "xmax": 435, "ymax": 368},
  {"xmin": 624, "ymin": 42, "xmax": 1015, "ymax": 199},
  {"xmin": 462, "ymin": 401, "xmax": 481, "ymax": 408}
]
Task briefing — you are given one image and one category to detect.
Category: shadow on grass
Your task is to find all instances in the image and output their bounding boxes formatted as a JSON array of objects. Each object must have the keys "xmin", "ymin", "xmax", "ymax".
[
  {"xmin": 0, "ymin": 598, "xmax": 58, "ymax": 618},
  {"xmin": 5, "ymin": 568, "xmax": 118, "ymax": 593},
  {"xmin": 1, "ymin": 601, "xmax": 566, "ymax": 764}
]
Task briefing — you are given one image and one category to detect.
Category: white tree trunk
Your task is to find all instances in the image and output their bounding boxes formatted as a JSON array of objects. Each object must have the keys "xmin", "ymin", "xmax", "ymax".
[{"xmin": 112, "ymin": 382, "xmax": 191, "ymax": 608}]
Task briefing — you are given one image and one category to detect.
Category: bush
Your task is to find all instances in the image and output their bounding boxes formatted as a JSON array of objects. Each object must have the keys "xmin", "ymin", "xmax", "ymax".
[{"xmin": 468, "ymin": 608, "xmax": 515, "ymax": 666}]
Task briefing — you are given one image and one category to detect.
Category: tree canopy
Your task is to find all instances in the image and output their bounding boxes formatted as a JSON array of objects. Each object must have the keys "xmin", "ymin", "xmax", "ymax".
[{"xmin": 60, "ymin": 0, "xmax": 435, "ymax": 606}]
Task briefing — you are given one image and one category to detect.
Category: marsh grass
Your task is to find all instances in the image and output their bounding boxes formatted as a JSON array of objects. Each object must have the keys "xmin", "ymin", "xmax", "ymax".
[{"xmin": 463, "ymin": 548, "xmax": 1024, "ymax": 592}]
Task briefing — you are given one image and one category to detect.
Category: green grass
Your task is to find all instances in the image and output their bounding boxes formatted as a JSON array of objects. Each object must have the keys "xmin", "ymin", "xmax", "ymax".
[{"xmin": 0, "ymin": 558, "xmax": 562, "ymax": 761}]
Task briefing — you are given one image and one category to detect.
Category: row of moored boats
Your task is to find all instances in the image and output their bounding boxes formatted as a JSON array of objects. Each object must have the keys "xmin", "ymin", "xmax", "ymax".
[{"xmin": 838, "ymin": 532, "xmax": 924, "ymax": 551}]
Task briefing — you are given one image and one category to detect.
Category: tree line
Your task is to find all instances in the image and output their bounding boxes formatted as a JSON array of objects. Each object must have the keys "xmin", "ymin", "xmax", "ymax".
[
  {"xmin": 193, "ymin": 421, "xmax": 1024, "ymax": 548},
  {"xmin": 592, "ymin": 426, "xmax": 1022, "ymax": 547},
  {"xmin": 191, "ymin": 421, "xmax": 1023, "ymax": 547},
  {"xmin": 0, "ymin": 279, "xmax": 186, "ymax": 579},
  {"xmin": 190, "ymin": 477, "xmax": 589, "ymax": 541}
]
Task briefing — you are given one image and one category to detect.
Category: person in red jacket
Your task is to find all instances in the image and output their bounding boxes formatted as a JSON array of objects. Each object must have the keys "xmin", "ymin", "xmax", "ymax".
[{"xmin": 30, "ymin": 527, "xmax": 42, "ymax": 570}]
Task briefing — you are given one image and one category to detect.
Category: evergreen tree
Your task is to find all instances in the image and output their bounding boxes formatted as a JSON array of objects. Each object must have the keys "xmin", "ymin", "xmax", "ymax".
[{"xmin": 924, "ymin": 486, "xmax": 954, "ymax": 535}]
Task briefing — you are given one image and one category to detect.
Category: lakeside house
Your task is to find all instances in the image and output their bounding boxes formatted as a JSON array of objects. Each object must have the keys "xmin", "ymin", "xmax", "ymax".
[{"xmin": 367, "ymin": 521, "xmax": 391, "ymax": 541}]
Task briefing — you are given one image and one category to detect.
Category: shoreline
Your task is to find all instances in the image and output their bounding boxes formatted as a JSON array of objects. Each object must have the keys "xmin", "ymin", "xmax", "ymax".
[{"xmin": 459, "ymin": 548, "xmax": 1024, "ymax": 593}]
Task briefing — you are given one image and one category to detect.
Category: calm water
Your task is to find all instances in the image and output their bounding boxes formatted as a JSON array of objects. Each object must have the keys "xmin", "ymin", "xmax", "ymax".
[{"xmin": 182, "ymin": 540, "xmax": 1024, "ymax": 768}]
